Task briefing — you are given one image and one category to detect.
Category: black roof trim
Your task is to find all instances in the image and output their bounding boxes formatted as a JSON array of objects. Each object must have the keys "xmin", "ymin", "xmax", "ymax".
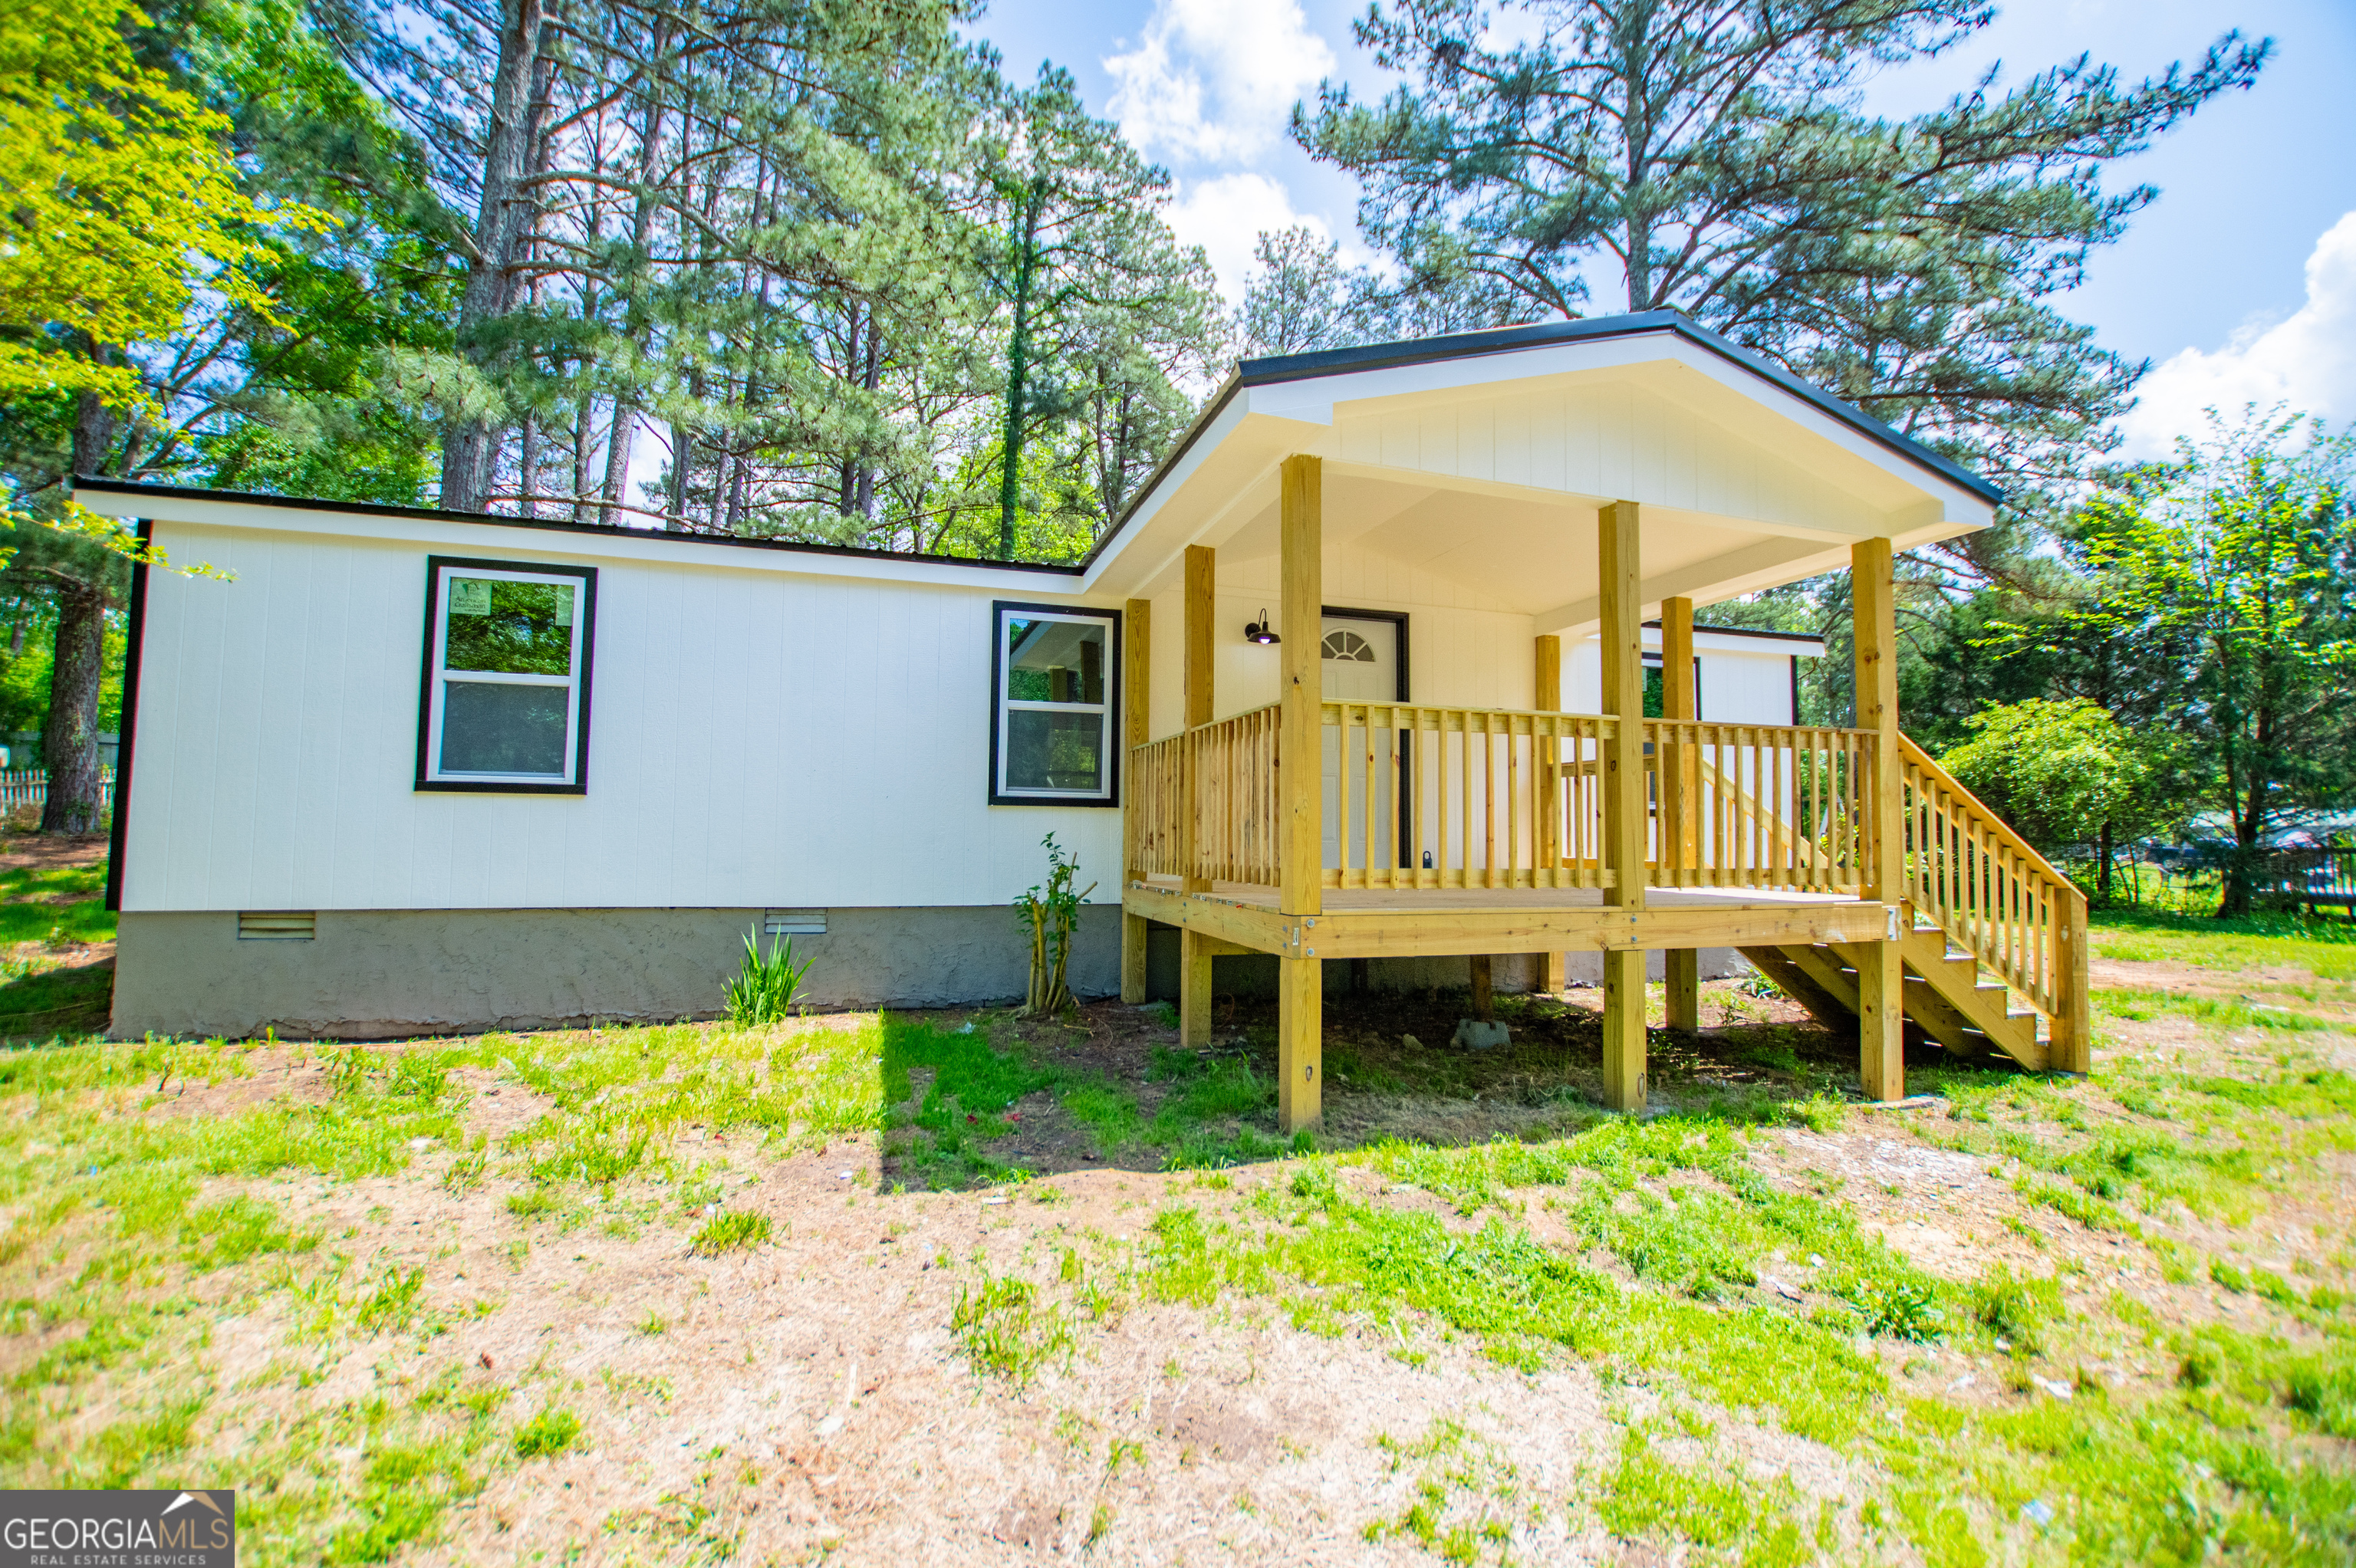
[
  {"xmin": 67, "ymin": 478, "xmax": 1091, "ymax": 577},
  {"xmin": 1074, "ymin": 310, "xmax": 2002, "ymax": 571},
  {"xmin": 1642, "ymin": 618, "xmax": 1828, "ymax": 646}
]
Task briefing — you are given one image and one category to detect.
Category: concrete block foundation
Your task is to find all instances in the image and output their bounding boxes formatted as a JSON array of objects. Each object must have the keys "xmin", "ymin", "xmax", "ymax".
[{"xmin": 111, "ymin": 905, "xmax": 1123, "ymax": 1040}]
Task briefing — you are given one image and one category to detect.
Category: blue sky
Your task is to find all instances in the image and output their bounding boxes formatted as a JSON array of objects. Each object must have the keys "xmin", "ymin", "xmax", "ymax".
[{"xmin": 968, "ymin": 0, "xmax": 2356, "ymax": 457}]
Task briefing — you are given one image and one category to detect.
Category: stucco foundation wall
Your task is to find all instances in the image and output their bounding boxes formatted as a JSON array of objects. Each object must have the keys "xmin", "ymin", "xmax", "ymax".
[
  {"xmin": 112, "ymin": 906, "xmax": 1121, "ymax": 1040},
  {"xmin": 1141, "ymin": 926, "xmax": 1742, "ymax": 1002}
]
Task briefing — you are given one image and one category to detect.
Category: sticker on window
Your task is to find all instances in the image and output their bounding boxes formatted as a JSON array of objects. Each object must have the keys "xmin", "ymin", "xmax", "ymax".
[
  {"xmin": 449, "ymin": 579, "xmax": 493, "ymax": 616},
  {"xmin": 551, "ymin": 585, "xmax": 574, "ymax": 626}
]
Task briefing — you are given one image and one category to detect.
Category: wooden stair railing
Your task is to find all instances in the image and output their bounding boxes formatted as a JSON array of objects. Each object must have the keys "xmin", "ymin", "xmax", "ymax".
[
  {"xmin": 1729, "ymin": 734, "xmax": 2089, "ymax": 1073},
  {"xmin": 1897, "ymin": 735, "xmax": 2089, "ymax": 1070}
]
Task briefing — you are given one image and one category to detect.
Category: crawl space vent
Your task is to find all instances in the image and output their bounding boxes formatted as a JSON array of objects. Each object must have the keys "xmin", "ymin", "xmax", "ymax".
[
  {"xmin": 238, "ymin": 911, "xmax": 316, "ymax": 941},
  {"xmin": 764, "ymin": 909, "xmax": 825, "ymax": 935}
]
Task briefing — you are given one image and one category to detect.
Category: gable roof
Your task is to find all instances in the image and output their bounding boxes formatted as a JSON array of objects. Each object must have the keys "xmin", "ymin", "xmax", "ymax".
[{"xmin": 1079, "ymin": 308, "xmax": 1999, "ymax": 573}]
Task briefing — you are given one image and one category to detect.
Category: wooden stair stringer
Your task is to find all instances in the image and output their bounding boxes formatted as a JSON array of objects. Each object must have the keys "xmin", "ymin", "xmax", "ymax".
[{"xmin": 1737, "ymin": 917, "xmax": 2050, "ymax": 1073}]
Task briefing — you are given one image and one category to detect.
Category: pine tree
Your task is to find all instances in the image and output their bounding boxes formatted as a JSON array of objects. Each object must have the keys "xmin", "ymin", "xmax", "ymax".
[{"xmin": 1295, "ymin": 0, "xmax": 2270, "ymax": 564}]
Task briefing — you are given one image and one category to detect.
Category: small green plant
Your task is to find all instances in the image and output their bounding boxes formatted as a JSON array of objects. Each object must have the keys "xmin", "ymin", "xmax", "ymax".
[
  {"xmin": 1014, "ymin": 833, "xmax": 1095, "ymax": 1017},
  {"xmin": 513, "ymin": 1408, "xmax": 582, "ymax": 1458},
  {"xmin": 726, "ymin": 929, "xmax": 811, "ymax": 1025},
  {"xmin": 689, "ymin": 1211, "xmax": 772, "ymax": 1254}
]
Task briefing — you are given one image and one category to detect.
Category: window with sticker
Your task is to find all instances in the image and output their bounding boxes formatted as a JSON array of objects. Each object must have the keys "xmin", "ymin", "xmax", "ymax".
[{"xmin": 417, "ymin": 557, "xmax": 596, "ymax": 791}]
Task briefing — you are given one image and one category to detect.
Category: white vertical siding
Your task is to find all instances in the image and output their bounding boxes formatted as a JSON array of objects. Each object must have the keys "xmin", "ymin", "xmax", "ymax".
[
  {"xmin": 1334, "ymin": 379, "xmax": 1886, "ymax": 535},
  {"xmin": 122, "ymin": 523, "xmax": 1124, "ymax": 912},
  {"xmin": 1565, "ymin": 637, "xmax": 1799, "ymax": 724},
  {"xmin": 1137, "ymin": 544, "xmax": 1537, "ymax": 739}
]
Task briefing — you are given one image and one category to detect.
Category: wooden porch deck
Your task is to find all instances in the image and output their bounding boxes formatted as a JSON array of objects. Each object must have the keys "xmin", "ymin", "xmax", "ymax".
[{"xmin": 1124, "ymin": 876, "xmax": 1897, "ymax": 961}]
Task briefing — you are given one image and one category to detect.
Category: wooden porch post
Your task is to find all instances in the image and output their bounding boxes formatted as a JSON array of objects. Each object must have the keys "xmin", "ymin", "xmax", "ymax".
[
  {"xmin": 1180, "ymin": 547, "xmax": 1216, "ymax": 1047},
  {"xmin": 1661, "ymin": 597, "xmax": 1701, "ymax": 1033},
  {"xmin": 1278, "ymin": 455, "xmax": 1323, "ymax": 1131},
  {"xmin": 1599, "ymin": 500, "xmax": 1647, "ymax": 1113},
  {"xmin": 1121, "ymin": 597, "xmax": 1152, "ymax": 1004},
  {"xmin": 1533, "ymin": 634, "xmax": 1567, "ymax": 994},
  {"xmin": 1853, "ymin": 537, "xmax": 1905, "ymax": 1100}
]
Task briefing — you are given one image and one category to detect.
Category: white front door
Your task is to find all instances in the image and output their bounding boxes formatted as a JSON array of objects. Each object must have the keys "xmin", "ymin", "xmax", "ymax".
[{"xmin": 1321, "ymin": 616, "xmax": 1400, "ymax": 873}]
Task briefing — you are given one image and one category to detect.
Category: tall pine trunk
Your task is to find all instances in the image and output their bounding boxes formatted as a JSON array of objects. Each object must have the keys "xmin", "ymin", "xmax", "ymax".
[
  {"xmin": 996, "ymin": 186, "xmax": 1043, "ymax": 560},
  {"xmin": 41, "ymin": 583, "xmax": 107, "ymax": 836},
  {"xmin": 44, "ymin": 390, "xmax": 117, "ymax": 836},
  {"xmin": 439, "ymin": 0, "xmax": 546, "ymax": 511}
]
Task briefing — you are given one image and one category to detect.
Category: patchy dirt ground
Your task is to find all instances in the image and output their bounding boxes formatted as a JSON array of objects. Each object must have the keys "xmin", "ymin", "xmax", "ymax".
[{"xmin": 5, "ymin": 942, "xmax": 2354, "ymax": 1565}]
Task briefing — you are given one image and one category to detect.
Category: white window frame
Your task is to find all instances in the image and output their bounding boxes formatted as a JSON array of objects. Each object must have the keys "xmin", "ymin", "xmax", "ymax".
[
  {"xmin": 418, "ymin": 557, "xmax": 595, "ymax": 792},
  {"xmin": 992, "ymin": 602, "xmax": 1119, "ymax": 806}
]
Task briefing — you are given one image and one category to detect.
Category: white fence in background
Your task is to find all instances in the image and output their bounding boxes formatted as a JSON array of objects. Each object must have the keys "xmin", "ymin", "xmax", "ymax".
[{"xmin": 0, "ymin": 769, "xmax": 117, "ymax": 817}]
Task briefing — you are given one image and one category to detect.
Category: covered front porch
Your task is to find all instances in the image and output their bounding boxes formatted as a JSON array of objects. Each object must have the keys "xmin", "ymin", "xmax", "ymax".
[{"xmin": 1091, "ymin": 318, "xmax": 2085, "ymax": 1130}]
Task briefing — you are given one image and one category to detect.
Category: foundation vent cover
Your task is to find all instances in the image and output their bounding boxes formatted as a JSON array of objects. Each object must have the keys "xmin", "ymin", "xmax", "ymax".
[
  {"xmin": 763, "ymin": 909, "xmax": 825, "ymax": 935},
  {"xmin": 238, "ymin": 911, "xmax": 317, "ymax": 940}
]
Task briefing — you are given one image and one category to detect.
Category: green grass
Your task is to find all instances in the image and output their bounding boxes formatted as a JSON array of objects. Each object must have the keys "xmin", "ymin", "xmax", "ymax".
[
  {"xmin": 0, "ymin": 856, "xmax": 115, "ymax": 945},
  {"xmin": 2089, "ymin": 905, "xmax": 2356, "ymax": 981},
  {"xmin": 0, "ymin": 853, "xmax": 117, "ymax": 1037},
  {"xmin": 511, "ymin": 1408, "xmax": 582, "ymax": 1459},
  {"xmin": 3, "ymin": 926, "xmax": 2351, "ymax": 1565},
  {"xmin": 687, "ymin": 1210, "xmax": 771, "ymax": 1254}
]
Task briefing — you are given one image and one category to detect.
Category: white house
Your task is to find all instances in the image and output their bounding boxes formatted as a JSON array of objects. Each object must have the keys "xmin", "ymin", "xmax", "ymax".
[{"xmin": 77, "ymin": 311, "xmax": 2082, "ymax": 1108}]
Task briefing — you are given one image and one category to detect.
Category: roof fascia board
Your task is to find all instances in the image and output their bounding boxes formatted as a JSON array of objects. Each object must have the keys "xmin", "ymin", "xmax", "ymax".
[
  {"xmin": 1630, "ymin": 626, "xmax": 1827, "ymax": 656},
  {"xmin": 74, "ymin": 481, "xmax": 1100, "ymax": 597}
]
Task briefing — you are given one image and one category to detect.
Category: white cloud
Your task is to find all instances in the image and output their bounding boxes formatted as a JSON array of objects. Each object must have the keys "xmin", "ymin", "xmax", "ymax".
[
  {"xmin": 1105, "ymin": 0, "xmax": 1336, "ymax": 166},
  {"xmin": 1163, "ymin": 172, "xmax": 1336, "ymax": 307},
  {"xmin": 2118, "ymin": 210, "xmax": 2356, "ymax": 457}
]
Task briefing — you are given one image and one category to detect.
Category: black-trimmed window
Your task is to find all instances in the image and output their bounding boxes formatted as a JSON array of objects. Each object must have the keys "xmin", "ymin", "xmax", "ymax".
[
  {"xmin": 991, "ymin": 601, "xmax": 1119, "ymax": 805},
  {"xmin": 417, "ymin": 557, "xmax": 595, "ymax": 793},
  {"xmin": 1642, "ymin": 653, "xmax": 1702, "ymax": 720}
]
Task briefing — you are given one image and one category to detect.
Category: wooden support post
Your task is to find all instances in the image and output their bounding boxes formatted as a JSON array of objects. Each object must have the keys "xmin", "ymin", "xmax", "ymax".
[
  {"xmin": 1534, "ymin": 633, "xmax": 1566, "ymax": 994},
  {"xmin": 1469, "ymin": 955, "xmax": 1493, "ymax": 1021},
  {"xmin": 2054, "ymin": 885, "xmax": 2091, "ymax": 1073},
  {"xmin": 1664, "ymin": 948, "xmax": 1700, "ymax": 1034},
  {"xmin": 1121, "ymin": 596, "xmax": 1152, "ymax": 1004},
  {"xmin": 1278, "ymin": 954, "xmax": 1321, "ymax": 1131},
  {"xmin": 1602, "ymin": 948, "xmax": 1646, "ymax": 1109},
  {"xmin": 1661, "ymin": 596, "xmax": 1700, "ymax": 1034},
  {"xmin": 1278, "ymin": 455, "xmax": 1323, "ymax": 1129},
  {"xmin": 1179, "ymin": 927, "xmax": 1214, "ymax": 1048},
  {"xmin": 1853, "ymin": 537, "xmax": 1905, "ymax": 1100},
  {"xmin": 1599, "ymin": 499, "xmax": 1647, "ymax": 1112},
  {"xmin": 1181, "ymin": 545, "xmax": 1215, "ymax": 894}
]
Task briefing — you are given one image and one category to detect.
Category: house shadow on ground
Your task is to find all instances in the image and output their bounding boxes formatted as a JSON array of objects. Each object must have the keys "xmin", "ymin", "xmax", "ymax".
[{"xmin": 875, "ymin": 985, "xmax": 2010, "ymax": 1192}]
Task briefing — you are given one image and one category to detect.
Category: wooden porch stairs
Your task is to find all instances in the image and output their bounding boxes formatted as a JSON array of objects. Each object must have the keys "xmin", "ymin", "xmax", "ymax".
[
  {"xmin": 1736, "ymin": 734, "xmax": 2087, "ymax": 1075},
  {"xmin": 1742, "ymin": 912, "xmax": 2048, "ymax": 1070}
]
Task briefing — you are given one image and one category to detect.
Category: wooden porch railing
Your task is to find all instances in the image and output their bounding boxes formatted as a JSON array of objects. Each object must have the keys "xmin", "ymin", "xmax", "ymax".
[
  {"xmin": 1324, "ymin": 701, "xmax": 1611, "ymax": 889},
  {"xmin": 1644, "ymin": 721, "xmax": 1873, "ymax": 892},
  {"xmin": 1899, "ymin": 735, "xmax": 2089, "ymax": 1063},
  {"xmin": 1129, "ymin": 703, "xmax": 1881, "ymax": 896},
  {"xmin": 1127, "ymin": 708, "xmax": 2088, "ymax": 1063},
  {"xmin": 1127, "ymin": 706, "xmax": 1281, "ymax": 884}
]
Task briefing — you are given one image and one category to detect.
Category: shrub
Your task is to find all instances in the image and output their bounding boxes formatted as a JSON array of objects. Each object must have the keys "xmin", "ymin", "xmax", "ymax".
[
  {"xmin": 725, "ymin": 929, "xmax": 810, "ymax": 1025},
  {"xmin": 1013, "ymin": 833, "xmax": 1094, "ymax": 1017}
]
